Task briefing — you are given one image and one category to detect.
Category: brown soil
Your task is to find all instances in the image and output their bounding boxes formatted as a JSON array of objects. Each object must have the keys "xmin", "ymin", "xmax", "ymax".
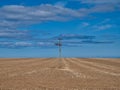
[{"xmin": 0, "ymin": 58, "xmax": 120, "ymax": 90}]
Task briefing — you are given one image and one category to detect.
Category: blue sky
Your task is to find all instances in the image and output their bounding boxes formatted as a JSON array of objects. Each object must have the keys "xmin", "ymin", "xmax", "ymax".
[{"xmin": 0, "ymin": 0, "xmax": 120, "ymax": 58}]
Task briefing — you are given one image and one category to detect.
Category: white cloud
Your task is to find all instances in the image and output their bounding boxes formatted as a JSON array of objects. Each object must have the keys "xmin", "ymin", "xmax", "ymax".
[
  {"xmin": 91, "ymin": 18, "xmax": 116, "ymax": 30},
  {"xmin": 54, "ymin": 1, "xmax": 67, "ymax": 7},
  {"xmin": 0, "ymin": 41, "xmax": 33, "ymax": 48},
  {"xmin": 93, "ymin": 24, "xmax": 113, "ymax": 30},
  {"xmin": 0, "ymin": 29, "xmax": 30, "ymax": 39},
  {"xmin": 0, "ymin": 3, "xmax": 118, "ymax": 29},
  {"xmin": 79, "ymin": 0, "xmax": 120, "ymax": 4},
  {"xmin": 37, "ymin": 42, "xmax": 54, "ymax": 46},
  {"xmin": 89, "ymin": 4, "xmax": 115, "ymax": 13},
  {"xmin": 14, "ymin": 42, "xmax": 32, "ymax": 47},
  {"xmin": 0, "ymin": 4, "xmax": 85, "ymax": 31},
  {"xmin": 0, "ymin": 3, "xmax": 119, "ymax": 44},
  {"xmin": 82, "ymin": 22, "xmax": 89, "ymax": 27}
]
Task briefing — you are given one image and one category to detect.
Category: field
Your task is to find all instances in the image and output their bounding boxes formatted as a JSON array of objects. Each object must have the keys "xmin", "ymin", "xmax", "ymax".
[{"xmin": 0, "ymin": 58, "xmax": 120, "ymax": 90}]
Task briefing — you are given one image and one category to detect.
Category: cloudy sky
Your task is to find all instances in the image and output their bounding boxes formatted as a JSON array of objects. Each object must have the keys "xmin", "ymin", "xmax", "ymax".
[{"xmin": 0, "ymin": 0, "xmax": 120, "ymax": 58}]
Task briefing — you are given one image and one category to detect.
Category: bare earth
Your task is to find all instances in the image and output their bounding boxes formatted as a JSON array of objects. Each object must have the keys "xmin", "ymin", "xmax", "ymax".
[{"xmin": 0, "ymin": 58, "xmax": 120, "ymax": 90}]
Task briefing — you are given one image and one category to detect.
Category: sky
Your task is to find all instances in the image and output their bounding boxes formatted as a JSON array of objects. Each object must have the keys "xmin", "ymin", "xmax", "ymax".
[{"xmin": 0, "ymin": 0, "xmax": 120, "ymax": 58}]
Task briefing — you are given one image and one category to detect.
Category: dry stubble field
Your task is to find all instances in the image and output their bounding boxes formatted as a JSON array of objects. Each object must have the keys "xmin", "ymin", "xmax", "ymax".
[{"xmin": 0, "ymin": 58, "xmax": 120, "ymax": 90}]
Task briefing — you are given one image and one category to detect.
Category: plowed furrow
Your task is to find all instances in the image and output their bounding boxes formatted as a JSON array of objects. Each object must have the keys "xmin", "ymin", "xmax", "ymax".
[
  {"xmin": 69, "ymin": 58, "xmax": 120, "ymax": 77},
  {"xmin": 0, "ymin": 58, "xmax": 55, "ymax": 78},
  {"xmin": 83, "ymin": 58, "xmax": 120, "ymax": 67},
  {"xmin": 63, "ymin": 58, "xmax": 94, "ymax": 79},
  {"xmin": 72, "ymin": 58, "xmax": 120, "ymax": 73}
]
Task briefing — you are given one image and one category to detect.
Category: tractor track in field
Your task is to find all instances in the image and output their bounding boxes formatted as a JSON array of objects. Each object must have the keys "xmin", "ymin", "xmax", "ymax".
[
  {"xmin": 73, "ymin": 58, "xmax": 120, "ymax": 71},
  {"xmin": 69, "ymin": 58, "xmax": 120, "ymax": 76}
]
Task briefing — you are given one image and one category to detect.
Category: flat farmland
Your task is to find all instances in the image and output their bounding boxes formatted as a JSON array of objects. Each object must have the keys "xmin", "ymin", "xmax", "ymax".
[{"xmin": 0, "ymin": 58, "xmax": 120, "ymax": 90}]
